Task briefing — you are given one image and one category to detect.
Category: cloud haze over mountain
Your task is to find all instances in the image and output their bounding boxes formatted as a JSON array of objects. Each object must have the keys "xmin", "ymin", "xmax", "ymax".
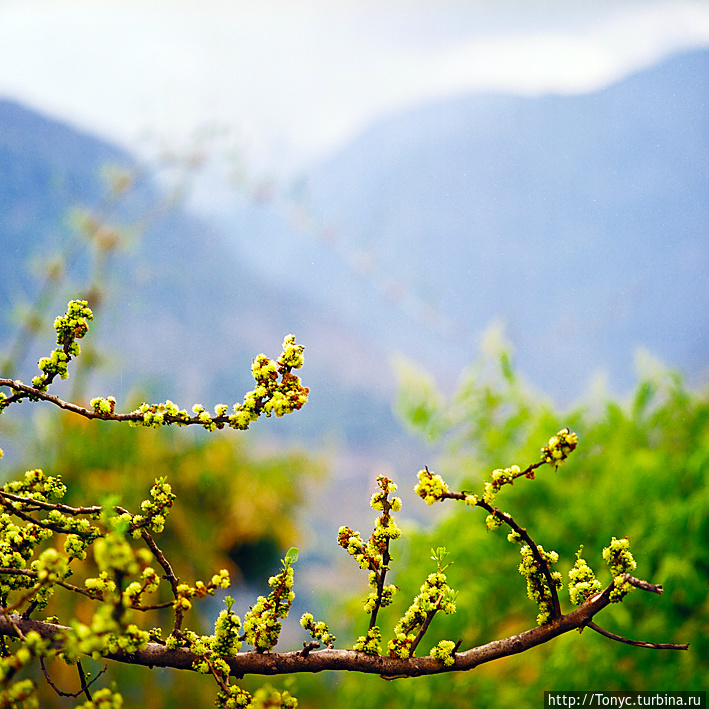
[
  {"xmin": 1, "ymin": 3, "xmax": 707, "ymax": 416},
  {"xmin": 1, "ymin": 1, "xmax": 708, "ymax": 173}
]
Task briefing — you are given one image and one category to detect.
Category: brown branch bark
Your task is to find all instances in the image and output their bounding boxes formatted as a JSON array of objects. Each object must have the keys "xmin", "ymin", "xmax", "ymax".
[
  {"xmin": 0, "ymin": 581, "xmax": 621, "ymax": 678},
  {"xmin": 621, "ymin": 574, "xmax": 664, "ymax": 595},
  {"xmin": 0, "ymin": 378, "xmax": 199, "ymax": 425},
  {"xmin": 0, "ymin": 490, "xmax": 103, "ymax": 517}
]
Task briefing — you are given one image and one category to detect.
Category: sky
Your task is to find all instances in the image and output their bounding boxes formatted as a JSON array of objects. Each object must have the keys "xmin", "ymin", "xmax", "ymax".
[{"xmin": 1, "ymin": 0, "xmax": 709, "ymax": 175}]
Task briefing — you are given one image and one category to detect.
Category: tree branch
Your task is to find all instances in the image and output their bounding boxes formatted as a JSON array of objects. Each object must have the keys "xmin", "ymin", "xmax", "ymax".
[
  {"xmin": 0, "ymin": 567, "xmax": 686, "ymax": 685},
  {"xmin": 0, "ymin": 581, "xmax": 618, "ymax": 678},
  {"xmin": 621, "ymin": 574, "xmax": 664, "ymax": 595},
  {"xmin": 586, "ymin": 621, "xmax": 688, "ymax": 651},
  {"xmin": 0, "ymin": 378, "xmax": 202, "ymax": 425}
]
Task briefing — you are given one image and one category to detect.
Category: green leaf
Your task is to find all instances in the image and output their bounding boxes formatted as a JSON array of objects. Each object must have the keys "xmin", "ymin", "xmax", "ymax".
[{"xmin": 285, "ymin": 546, "xmax": 299, "ymax": 564}]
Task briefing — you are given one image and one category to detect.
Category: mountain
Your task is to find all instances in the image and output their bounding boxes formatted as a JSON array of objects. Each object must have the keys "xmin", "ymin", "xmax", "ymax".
[
  {"xmin": 207, "ymin": 48, "xmax": 709, "ymax": 401},
  {"xmin": 0, "ymin": 98, "xmax": 404, "ymax": 457},
  {"xmin": 2, "ymin": 47, "xmax": 708, "ymax": 496}
]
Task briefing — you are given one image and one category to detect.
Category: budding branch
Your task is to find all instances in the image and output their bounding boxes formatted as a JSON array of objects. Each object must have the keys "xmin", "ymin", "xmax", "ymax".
[{"xmin": 0, "ymin": 574, "xmax": 686, "ymax": 681}]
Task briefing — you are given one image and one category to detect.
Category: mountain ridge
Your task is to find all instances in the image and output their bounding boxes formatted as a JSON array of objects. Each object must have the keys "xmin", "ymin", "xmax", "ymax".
[{"xmin": 205, "ymin": 47, "xmax": 708, "ymax": 401}]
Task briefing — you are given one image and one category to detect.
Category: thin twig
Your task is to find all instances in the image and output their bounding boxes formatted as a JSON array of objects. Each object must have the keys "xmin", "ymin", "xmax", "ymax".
[
  {"xmin": 0, "ymin": 377, "xmax": 260, "ymax": 428},
  {"xmin": 0, "ymin": 490, "xmax": 102, "ymax": 517},
  {"xmin": 300, "ymin": 641, "xmax": 320, "ymax": 657},
  {"xmin": 139, "ymin": 529, "xmax": 183, "ymax": 634},
  {"xmin": 0, "ymin": 567, "xmax": 102, "ymax": 601},
  {"xmin": 622, "ymin": 574, "xmax": 664, "ymax": 594},
  {"xmin": 480, "ymin": 501, "xmax": 562, "ymax": 619},
  {"xmin": 131, "ymin": 601, "xmax": 175, "ymax": 611},
  {"xmin": 40, "ymin": 657, "xmax": 107, "ymax": 698},
  {"xmin": 587, "ymin": 621, "xmax": 688, "ymax": 650},
  {"xmin": 77, "ymin": 661, "xmax": 93, "ymax": 702},
  {"xmin": 0, "ymin": 492, "xmax": 99, "ymax": 538},
  {"xmin": 368, "ymin": 487, "xmax": 395, "ymax": 631},
  {"xmin": 409, "ymin": 607, "xmax": 439, "ymax": 657},
  {"xmin": 441, "ymin": 482, "xmax": 562, "ymax": 619}
]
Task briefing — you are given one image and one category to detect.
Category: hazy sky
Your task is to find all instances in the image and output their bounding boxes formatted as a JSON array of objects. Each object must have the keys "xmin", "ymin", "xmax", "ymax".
[{"xmin": 1, "ymin": 0, "xmax": 708, "ymax": 173}]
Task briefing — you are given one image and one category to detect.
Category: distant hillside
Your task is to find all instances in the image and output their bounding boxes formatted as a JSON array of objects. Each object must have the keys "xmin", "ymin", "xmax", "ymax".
[
  {"xmin": 0, "ymin": 98, "xmax": 403, "ymax": 453},
  {"xmin": 210, "ymin": 48, "xmax": 709, "ymax": 401},
  {"xmin": 2, "ymin": 47, "xmax": 707, "ymax": 479}
]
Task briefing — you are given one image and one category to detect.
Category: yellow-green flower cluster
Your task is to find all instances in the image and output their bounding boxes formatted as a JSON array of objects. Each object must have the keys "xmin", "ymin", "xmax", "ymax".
[
  {"xmin": 33, "ymin": 349, "xmax": 70, "ymax": 389},
  {"xmin": 215, "ymin": 683, "xmax": 252, "ymax": 709},
  {"xmin": 191, "ymin": 403, "xmax": 220, "ymax": 431},
  {"xmin": 94, "ymin": 532, "xmax": 140, "ymax": 578},
  {"xmin": 62, "ymin": 603, "xmax": 149, "ymax": 662},
  {"xmin": 388, "ymin": 571, "xmax": 456, "ymax": 659},
  {"xmin": 340, "ymin": 477, "xmax": 401, "ymax": 567},
  {"xmin": 372, "ymin": 513, "xmax": 401, "ymax": 549},
  {"xmin": 0, "ymin": 504, "xmax": 55, "ymax": 601},
  {"xmin": 413, "ymin": 468, "xmax": 449, "ymax": 505},
  {"xmin": 482, "ymin": 465, "xmax": 521, "ymax": 505},
  {"xmin": 363, "ymin": 572, "xmax": 397, "ymax": 614},
  {"xmin": 340, "ymin": 477, "xmax": 402, "ymax": 627},
  {"xmin": 129, "ymin": 400, "xmax": 191, "ymax": 428},
  {"xmin": 568, "ymin": 548, "xmax": 602, "ymax": 605},
  {"xmin": 338, "ymin": 526, "xmax": 383, "ymax": 572},
  {"xmin": 182, "ymin": 601, "xmax": 243, "ymax": 675},
  {"xmin": 300, "ymin": 612, "xmax": 336, "ymax": 646},
  {"xmin": 277, "ymin": 334, "xmax": 305, "ymax": 369},
  {"xmin": 0, "ymin": 677, "xmax": 37, "ymax": 709},
  {"xmin": 370, "ymin": 490, "xmax": 401, "ymax": 511},
  {"xmin": 46, "ymin": 510, "xmax": 100, "ymax": 541},
  {"xmin": 84, "ymin": 572, "xmax": 117, "ymax": 597},
  {"xmin": 485, "ymin": 513, "xmax": 504, "ymax": 530},
  {"xmin": 85, "ymin": 542, "xmax": 151, "ymax": 601},
  {"xmin": 123, "ymin": 566, "xmax": 160, "ymax": 606},
  {"xmin": 229, "ymin": 336, "xmax": 309, "ymax": 431},
  {"xmin": 243, "ymin": 553, "xmax": 296, "ymax": 652},
  {"xmin": 32, "ymin": 547, "xmax": 69, "ymax": 583},
  {"xmin": 541, "ymin": 428, "xmax": 578, "ymax": 468},
  {"xmin": 213, "ymin": 600, "xmax": 243, "ymax": 657},
  {"xmin": 53, "ymin": 300, "xmax": 93, "ymax": 346},
  {"xmin": 74, "ymin": 686, "xmax": 124, "ymax": 709},
  {"xmin": 516, "ymin": 543, "xmax": 562, "ymax": 625},
  {"xmin": 430, "ymin": 639, "xmax": 457, "ymax": 667},
  {"xmin": 249, "ymin": 685, "xmax": 298, "ymax": 709},
  {"xmin": 64, "ymin": 533, "xmax": 90, "ymax": 560},
  {"xmin": 353, "ymin": 626, "xmax": 382, "ymax": 655},
  {"xmin": 90, "ymin": 396, "xmax": 117, "ymax": 417},
  {"xmin": 31, "ymin": 300, "xmax": 93, "ymax": 390},
  {"xmin": 603, "ymin": 536, "xmax": 637, "ymax": 602},
  {"xmin": 3, "ymin": 468, "xmax": 67, "ymax": 501},
  {"xmin": 211, "ymin": 569, "xmax": 231, "ymax": 589},
  {"xmin": 129, "ymin": 477, "xmax": 176, "ymax": 535},
  {"xmin": 172, "ymin": 571, "xmax": 229, "ymax": 613}
]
